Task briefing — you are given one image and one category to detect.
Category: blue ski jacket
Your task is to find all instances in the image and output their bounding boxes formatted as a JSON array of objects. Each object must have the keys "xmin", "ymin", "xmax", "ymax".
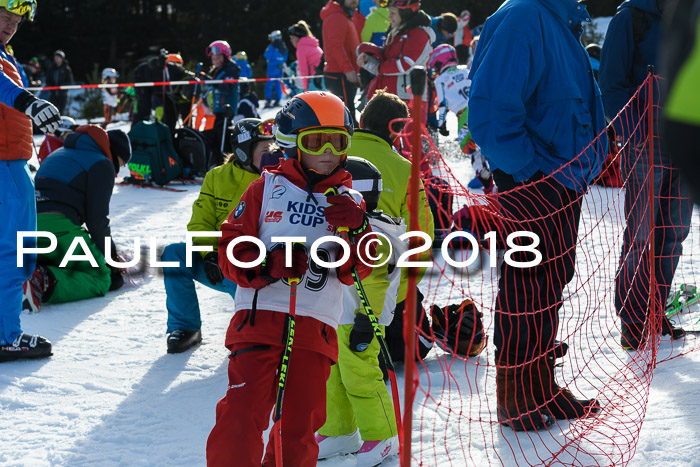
[
  {"xmin": 35, "ymin": 130, "xmax": 118, "ymax": 258},
  {"xmin": 599, "ymin": 0, "xmax": 662, "ymax": 138},
  {"xmin": 210, "ymin": 59, "xmax": 240, "ymax": 115},
  {"xmin": 468, "ymin": 0, "xmax": 607, "ymax": 192},
  {"xmin": 264, "ymin": 41, "xmax": 288, "ymax": 78}
]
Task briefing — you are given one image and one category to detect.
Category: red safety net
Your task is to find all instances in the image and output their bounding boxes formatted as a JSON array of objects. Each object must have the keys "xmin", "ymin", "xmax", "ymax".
[{"xmin": 390, "ymin": 73, "xmax": 699, "ymax": 466}]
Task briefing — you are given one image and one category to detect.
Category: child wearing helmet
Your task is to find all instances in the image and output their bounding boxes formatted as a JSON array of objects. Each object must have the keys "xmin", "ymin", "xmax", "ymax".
[
  {"xmin": 204, "ymin": 40, "xmax": 241, "ymax": 155},
  {"xmin": 316, "ymin": 156, "xmax": 404, "ymax": 466},
  {"xmin": 263, "ymin": 30, "xmax": 288, "ymax": 108},
  {"xmin": 101, "ymin": 68, "xmax": 119, "ymax": 129},
  {"xmin": 233, "ymin": 50, "xmax": 252, "ymax": 80},
  {"xmin": 207, "ymin": 91, "xmax": 375, "ymax": 465},
  {"xmin": 428, "ymin": 43, "xmax": 494, "ymax": 193},
  {"xmin": 161, "ymin": 117, "xmax": 277, "ymax": 354}
]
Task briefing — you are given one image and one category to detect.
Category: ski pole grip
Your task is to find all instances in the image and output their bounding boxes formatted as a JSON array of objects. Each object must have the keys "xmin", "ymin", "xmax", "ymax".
[
  {"xmin": 323, "ymin": 187, "xmax": 350, "ymax": 236},
  {"xmin": 410, "ymin": 66, "xmax": 427, "ymax": 97}
]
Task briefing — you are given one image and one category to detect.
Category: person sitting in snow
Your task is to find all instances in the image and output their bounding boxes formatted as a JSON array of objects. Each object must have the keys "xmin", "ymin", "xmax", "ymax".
[
  {"xmin": 22, "ymin": 126, "xmax": 132, "ymax": 312},
  {"xmin": 162, "ymin": 118, "xmax": 278, "ymax": 353}
]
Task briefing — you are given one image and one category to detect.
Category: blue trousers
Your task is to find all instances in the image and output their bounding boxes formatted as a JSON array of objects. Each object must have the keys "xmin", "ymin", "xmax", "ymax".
[
  {"xmin": 162, "ymin": 243, "xmax": 237, "ymax": 333},
  {"xmin": 0, "ymin": 160, "xmax": 36, "ymax": 345},
  {"xmin": 265, "ymin": 71, "xmax": 283, "ymax": 101},
  {"xmin": 615, "ymin": 148, "xmax": 693, "ymax": 326}
]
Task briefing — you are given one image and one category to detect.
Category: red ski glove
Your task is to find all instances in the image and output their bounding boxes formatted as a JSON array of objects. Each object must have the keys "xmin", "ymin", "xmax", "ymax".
[
  {"xmin": 325, "ymin": 194, "xmax": 367, "ymax": 233},
  {"xmin": 264, "ymin": 246, "xmax": 309, "ymax": 280}
]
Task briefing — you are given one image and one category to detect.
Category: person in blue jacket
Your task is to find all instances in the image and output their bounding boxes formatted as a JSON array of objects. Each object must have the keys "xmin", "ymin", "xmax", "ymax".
[
  {"xmin": 468, "ymin": 0, "xmax": 607, "ymax": 431},
  {"xmin": 430, "ymin": 12, "xmax": 458, "ymax": 47},
  {"xmin": 0, "ymin": 0, "xmax": 62, "ymax": 363},
  {"xmin": 263, "ymin": 30, "xmax": 288, "ymax": 108},
  {"xmin": 206, "ymin": 40, "xmax": 240, "ymax": 155},
  {"xmin": 234, "ymin": 51, "xmax": 253, "ymax": 79},
  {"xmin": 24, "ymin": 126, "xmax": 132, "ymax": 312},
  {"xmin": 599, "ymin": 0, "xmax": 691, "ymax": 350}
]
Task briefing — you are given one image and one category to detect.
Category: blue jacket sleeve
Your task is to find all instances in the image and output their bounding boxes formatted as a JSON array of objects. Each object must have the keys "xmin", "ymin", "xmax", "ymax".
[
  {"xmin": 598, "ymin": 10, "xmax": 637, "ymax": 122},
  {"xmin": 0, "ymin": 62, "xmax": 27, "ymax": 107},
  {"xmin": 468, "ymin": 24, "xmax": 545, "ymax": 180}
]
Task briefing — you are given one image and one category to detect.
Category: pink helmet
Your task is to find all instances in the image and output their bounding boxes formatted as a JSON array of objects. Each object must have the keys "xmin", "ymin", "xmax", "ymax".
[
  {"xmin": 428, "ymin": 44, "xmax": 458, "ymax": 74},
  {"xmin": 206, "ymin": 40, "xmax": 232, "ymax": 59}
]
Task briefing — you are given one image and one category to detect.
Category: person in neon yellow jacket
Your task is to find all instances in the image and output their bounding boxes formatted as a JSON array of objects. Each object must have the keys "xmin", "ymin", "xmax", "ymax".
[
  {"xmin": 162, "ymin": 118, "xmax": 278, "ymax": 353},
  {"xmin": 316, "ymin": 90, "xmax": 434, "ymax": 466},
  {"xmin": 350, "ymin": 90, "xmax": 435, "ymax": 364},
  {"xmin": 663, "ymin": 0, "xmax": 700, "ymax": 205}
]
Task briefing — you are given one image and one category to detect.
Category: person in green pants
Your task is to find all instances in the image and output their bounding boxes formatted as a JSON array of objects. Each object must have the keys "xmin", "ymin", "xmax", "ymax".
[
  {"xmin": 316, "ymin": 91, "xmax": 434, "ymax": 467},
  {"xmin": 22, "ymin": 125, "xmax": 131, "ymax": 311},
  {"xmin": 316, "ymin": 157, "xmax": 404, "ymax": 467}
]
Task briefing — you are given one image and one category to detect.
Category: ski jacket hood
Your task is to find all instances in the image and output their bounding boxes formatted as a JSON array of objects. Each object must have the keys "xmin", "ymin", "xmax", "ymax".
[{"xmin": 71, "ymin": 125, "xmax": 113, "ymax": 163}]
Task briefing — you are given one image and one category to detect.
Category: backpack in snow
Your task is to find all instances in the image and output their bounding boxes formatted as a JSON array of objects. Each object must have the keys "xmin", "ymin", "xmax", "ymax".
[
  {"xmin": 127, "ymin": 120, "xmax": 182, "ymax": 186},
  {"xmin": 173, "ymin": 127, "xmax": 214, "ymax": 178}
]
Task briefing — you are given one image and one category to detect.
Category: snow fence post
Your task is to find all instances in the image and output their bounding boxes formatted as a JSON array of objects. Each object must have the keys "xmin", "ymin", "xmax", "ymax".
[{"xmin": 402, "ymin": 65, "xmax": 426, "ymax": 467}]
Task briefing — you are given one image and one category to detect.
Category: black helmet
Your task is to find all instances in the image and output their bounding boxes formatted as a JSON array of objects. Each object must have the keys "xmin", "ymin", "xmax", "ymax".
[
  {"xmin": 345, "ymin": 156, "xmax": 382, "ymax": 212},
  {"xmin": 229, "ymin": 118, "xmax": 275, "ymax": 173}
]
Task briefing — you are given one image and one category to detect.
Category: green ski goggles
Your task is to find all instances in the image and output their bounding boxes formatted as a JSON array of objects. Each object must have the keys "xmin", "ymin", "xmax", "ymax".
[{"xmin": 297, "ymin": 128, "xmax": 351, "ymax": 156}]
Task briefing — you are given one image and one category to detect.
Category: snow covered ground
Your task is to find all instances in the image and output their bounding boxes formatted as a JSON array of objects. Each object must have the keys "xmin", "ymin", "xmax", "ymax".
[{"xmin": 3, "ymin": 71, "xmax": 700, "ymax": 465}]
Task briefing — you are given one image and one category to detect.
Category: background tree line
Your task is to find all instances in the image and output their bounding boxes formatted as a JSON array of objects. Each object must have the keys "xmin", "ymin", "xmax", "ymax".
[{"xmin": 13, "ymin": 0, "xmax": 620, "ymax": 84}]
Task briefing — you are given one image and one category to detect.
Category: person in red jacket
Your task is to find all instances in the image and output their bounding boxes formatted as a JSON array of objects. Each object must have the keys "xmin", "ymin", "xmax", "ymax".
[
  {"xmin": 37, "ymin": 116, "xmax": 77, "ymax": 164},
  {"xmin": 357, "ymin": 0, "xmax": 435, "ymax": 108},
  {"xmin": 206, "ymin": 91, "xmax": 375, "ymax": 467},
  {"xmin": 321, "ymin": 0, "xmax": 362, "ymax": 125}
]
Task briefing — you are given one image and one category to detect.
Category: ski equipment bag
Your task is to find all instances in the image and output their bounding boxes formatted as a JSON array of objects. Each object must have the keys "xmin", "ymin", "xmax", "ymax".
[{"xmin": 127, "ymin": 120, "xmax": 182, "ymax": 186}]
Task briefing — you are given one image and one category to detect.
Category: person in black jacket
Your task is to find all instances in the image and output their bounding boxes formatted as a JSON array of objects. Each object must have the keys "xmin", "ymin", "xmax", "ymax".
[
  {"xmin": 22, "ymin": 125, "xmax": 132, "ymax": 313},
  {"xmin": 45, "ymin": 50, "xmax": 73, "ymax": 114},
  {"xmin": 131, "ymin": 50, "xmax": 196, "ymax": 134}
]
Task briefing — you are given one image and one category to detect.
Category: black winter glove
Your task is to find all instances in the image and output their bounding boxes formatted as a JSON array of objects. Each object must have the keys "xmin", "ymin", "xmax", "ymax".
[
  {"xmin": 14, "ymin": 91, "xmax": 61, "ymax": 134},
  {"xmin": 203, "ymin": 252, "xmax": 225, "ymax": 286},
  {"xmin": 349, "ymin": 312, "xmax": 375, "ymax": 352},
  {"xmin": 439, "ymin": 123, "xmax": 449, "ymax": 137}
]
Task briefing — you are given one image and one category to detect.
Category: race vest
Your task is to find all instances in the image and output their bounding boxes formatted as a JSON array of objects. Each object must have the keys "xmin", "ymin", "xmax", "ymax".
[
  {"xmin": 0, "ymin": 53, "xmax": 32, "ymax": 160},
  {"xmin": 234, "ymin": 173, "xmax": 360, "ymax": 329},
  {"xmin": 435, "ymin": 65, "xmax": 471, "ymax": 113}
]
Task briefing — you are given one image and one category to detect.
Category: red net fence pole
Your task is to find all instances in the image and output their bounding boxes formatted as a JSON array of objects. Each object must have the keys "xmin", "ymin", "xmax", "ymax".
[
  {"xmin": 389, "ymin": 71, "xmax": 698, "ymax": 465},
  {"xmin": 401, "ymin": 67, "xmax": 428, "ymax": 466}
]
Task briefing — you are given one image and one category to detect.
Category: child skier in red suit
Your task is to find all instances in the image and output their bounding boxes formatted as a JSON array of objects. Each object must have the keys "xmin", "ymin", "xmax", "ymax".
[{"xmin": 206, "ymin": 91, "xmax": 374, "ymax": 466}]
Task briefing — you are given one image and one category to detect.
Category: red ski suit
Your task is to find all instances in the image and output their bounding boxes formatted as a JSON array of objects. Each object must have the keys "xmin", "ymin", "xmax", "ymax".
[{"xmin": 206, "ymin": 158, "xmax": 373, "ymax": 467}]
